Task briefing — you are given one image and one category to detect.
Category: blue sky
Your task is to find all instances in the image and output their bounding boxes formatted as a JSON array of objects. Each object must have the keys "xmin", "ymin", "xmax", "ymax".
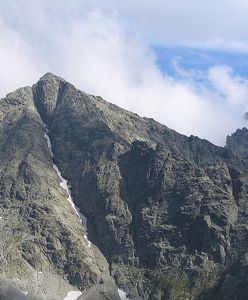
[
  {"xmin": 154, "ymin": 47, "xmax": 248, "ymax": 78},
  {"xmin": 1, "ymin": 0, "xmax": 248, "ymax": 145}
]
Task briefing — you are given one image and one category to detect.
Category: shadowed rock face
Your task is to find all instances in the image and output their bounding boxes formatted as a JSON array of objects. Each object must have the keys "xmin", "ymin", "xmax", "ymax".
[{"xmin": 2, "ymin": 73, "xmax": 248, "ymax": 299}]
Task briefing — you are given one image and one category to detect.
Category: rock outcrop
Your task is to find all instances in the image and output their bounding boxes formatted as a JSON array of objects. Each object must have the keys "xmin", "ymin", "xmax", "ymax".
[{"xmin": 1, "ymin": 73, "xmax": 248, "ymax": 299}]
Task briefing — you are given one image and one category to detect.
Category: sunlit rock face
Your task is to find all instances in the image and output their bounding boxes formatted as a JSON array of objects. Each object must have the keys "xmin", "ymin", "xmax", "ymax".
[
  {"xmin": 0, "ymin": 74, "xmax": 120, "ymax": 300},
  {"xmin": 1, "ymin": 73, "xmax": 248, "ymax": 299}
]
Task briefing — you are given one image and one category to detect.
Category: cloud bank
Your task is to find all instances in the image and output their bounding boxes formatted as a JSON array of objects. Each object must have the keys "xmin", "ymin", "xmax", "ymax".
[{"xmin": 0, "ymin": 1, "xmax": 247, "ymax": 145}]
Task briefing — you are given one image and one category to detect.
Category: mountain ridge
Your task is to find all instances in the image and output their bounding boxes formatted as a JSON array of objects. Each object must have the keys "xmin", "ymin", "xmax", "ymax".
[{"xmin": 1, "ymin": 73, "xmax": 248, "ymax": 299}]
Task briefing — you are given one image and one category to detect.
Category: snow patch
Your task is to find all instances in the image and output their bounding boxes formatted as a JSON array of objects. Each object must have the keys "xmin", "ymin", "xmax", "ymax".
[
  {"xmin": 63, "ymin": 291, "xmax": 82, "ymax": 300},
  {"xmin": 44, "ymin": 131, "xmax": 53, "ymax": 158},
  {"xmin": 21, "ymin": 291, "xmax": 29, "ymax": 296},
  {"xmin": 44, "ymin": 130, "xmax": 91, "ymax": 248},
  {"xmin": 118, "ymin": 289, "xmax": 129, "ymax": 300}
]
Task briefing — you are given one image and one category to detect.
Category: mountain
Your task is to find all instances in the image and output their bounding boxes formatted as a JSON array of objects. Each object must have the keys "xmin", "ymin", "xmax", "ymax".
[{"xmin": 1, "ymin": 72, "xmax": 248, "ymax": 299}]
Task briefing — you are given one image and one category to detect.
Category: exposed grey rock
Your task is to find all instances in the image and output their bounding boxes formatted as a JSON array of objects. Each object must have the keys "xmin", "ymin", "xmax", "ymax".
[
  {"xmin": 2, "ymin": 72, "xmax": 248, "ymax": 299},
  {"xmin": 0, "ymin": 75, "xmax": 120, "ymax": 299}
]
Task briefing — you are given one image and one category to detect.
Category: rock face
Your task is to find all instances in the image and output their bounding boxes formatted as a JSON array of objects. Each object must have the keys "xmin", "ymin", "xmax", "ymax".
[
  {"xmin": 0, "ymin": 77, "xmax": 119, "ymax": 299},
  {"xmin": 1, "ymin": 73, "xmax": 248, "ymax": 299}
]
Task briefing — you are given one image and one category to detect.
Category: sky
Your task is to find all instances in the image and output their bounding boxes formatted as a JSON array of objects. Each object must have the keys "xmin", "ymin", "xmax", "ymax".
[{"xmin": 1, "ymin": 0, "xmax": 248, "ymax": 145}]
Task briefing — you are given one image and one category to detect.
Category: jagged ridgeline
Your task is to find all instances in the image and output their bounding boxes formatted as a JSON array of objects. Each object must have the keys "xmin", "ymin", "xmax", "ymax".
[{"xmin": 1, "ymin": 73, "xmax": 248, "ymax": 300}]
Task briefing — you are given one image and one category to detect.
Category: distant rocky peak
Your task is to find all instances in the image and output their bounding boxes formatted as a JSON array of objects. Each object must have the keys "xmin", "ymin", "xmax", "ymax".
[
  {"xmin": 226, "ymin": 127, "xmax": 248, "ymax": 157},
  {"xmin": 243, "ymin": 112, "xmax": 248, "ymax": 121}
]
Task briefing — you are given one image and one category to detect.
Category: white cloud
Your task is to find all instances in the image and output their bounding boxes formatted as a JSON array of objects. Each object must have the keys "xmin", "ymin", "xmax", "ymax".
[
  {"xmin": 0, "ymin": 1, "xmax": 247, "ymax": 146},
  {"xmin": 115, "ymin": 0, "xmax": 248, "ymax": 52},
  {"xmin": 0, "ymin": 19, "xmax": 40, "ymax": 95},
  {"xmin": 208, "ymin": 66, "xmax": 248, "ymax": 106}
]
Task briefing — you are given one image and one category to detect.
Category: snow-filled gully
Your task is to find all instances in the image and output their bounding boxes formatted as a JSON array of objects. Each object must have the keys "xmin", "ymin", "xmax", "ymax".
[
  {"xmin": 44, "ymin": 130, "xmax": 91, "ymax": 248},
  {"xmin": 44, "ymin": 129, "xmax": 129, "ymax": 300}
]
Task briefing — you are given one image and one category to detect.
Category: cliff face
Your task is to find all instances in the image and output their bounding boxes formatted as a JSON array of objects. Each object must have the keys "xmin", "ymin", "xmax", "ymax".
[
  {"xmin": 1, "ymin": 73, "xmax": 248, "ymax": 299},
  {"xmin": 0, "ymin": 78, "xmax": 119, "ymax": 299}
]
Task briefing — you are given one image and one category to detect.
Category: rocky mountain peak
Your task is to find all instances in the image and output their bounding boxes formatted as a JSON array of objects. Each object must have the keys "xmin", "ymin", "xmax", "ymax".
[
  {"xmin": 32, "ymin": 72, "xmax": 68, "ymax": 123},
  {"xmin": 226, "ymin": 127, "xmax": 248, "ymax": 157},
  {"xmin": 2, "ymin": 74, "xmax": 248, "ymax": 299}
]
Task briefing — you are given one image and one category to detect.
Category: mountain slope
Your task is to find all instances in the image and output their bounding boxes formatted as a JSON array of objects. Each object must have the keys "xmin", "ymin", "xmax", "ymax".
[
  {"xmin": 0, "ymin": 82, "xmax": 119, "ymax": 299},
  {"xmin": 1, "ymin": 73, "xmax": 248, "ymax": 299}
]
